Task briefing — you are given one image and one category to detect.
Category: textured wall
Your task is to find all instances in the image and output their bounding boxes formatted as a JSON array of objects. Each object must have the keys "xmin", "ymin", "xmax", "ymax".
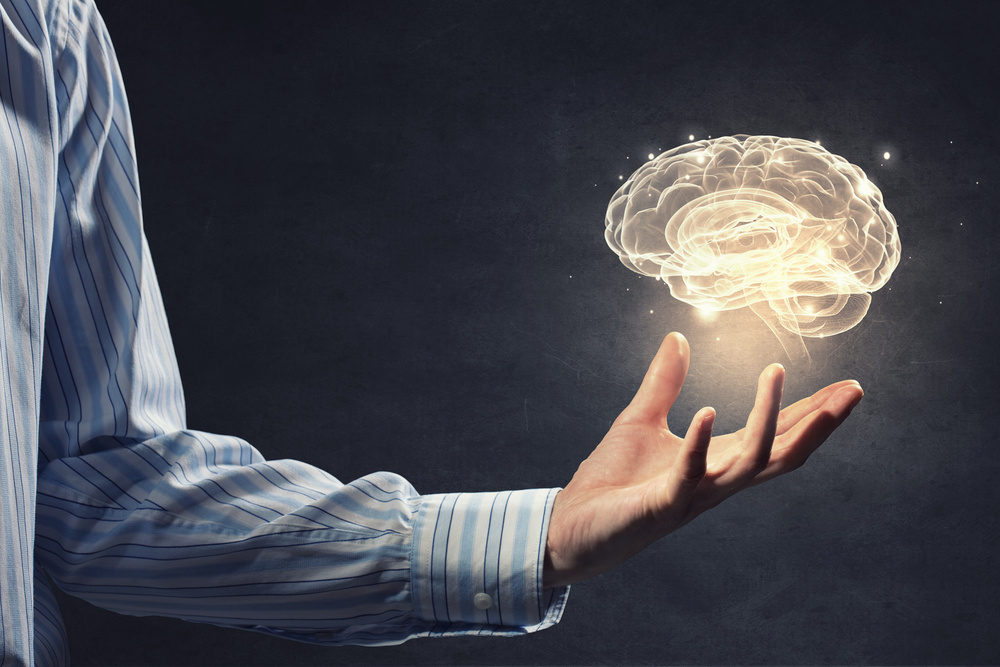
[{"xmin": 55, "ymin": 1, "xmax": 999, "ymax": 664}]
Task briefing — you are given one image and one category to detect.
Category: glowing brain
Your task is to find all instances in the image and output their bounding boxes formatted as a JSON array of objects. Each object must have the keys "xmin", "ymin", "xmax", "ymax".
[{"xmin": 605, "ymin": 135, "xmax": 901, "ymax": 339}]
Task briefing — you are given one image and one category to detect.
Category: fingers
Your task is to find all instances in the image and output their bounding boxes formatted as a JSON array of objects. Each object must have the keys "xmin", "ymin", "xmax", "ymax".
[
  {"xmin": 619, "ymin": 332, "xmax": 690, "ymax": 426},
  {"xmin": 775, "ymin": 379, "xmax": 862, "ymax": 436},
  {"xmin": 751, "ymin": 383, "xmax": 863, "ymax": 485},
  {"xmin": 662, "ymin": 407, "xmax": 716, "ymax": 511},
  {"xmin": 714, "ymin": 363, "xmax": 784, "ymax": 488}
]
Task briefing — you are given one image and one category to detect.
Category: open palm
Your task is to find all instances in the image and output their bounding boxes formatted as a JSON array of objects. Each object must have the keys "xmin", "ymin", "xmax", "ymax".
[{"xmin": 543, "ymin": 332, "xmax": 863, "ymax": 587}]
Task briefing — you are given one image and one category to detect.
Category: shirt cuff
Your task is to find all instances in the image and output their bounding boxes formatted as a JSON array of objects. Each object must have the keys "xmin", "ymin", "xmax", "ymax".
[{"xmin": 411, "ymin": 488, "xmax": 568, "ymax": 635}]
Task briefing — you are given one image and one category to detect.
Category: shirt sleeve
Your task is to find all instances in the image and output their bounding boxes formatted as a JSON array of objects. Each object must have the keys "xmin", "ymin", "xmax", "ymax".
[{"xmin": 33, "ymin": 0, "xmax": 568, "ymax": 645}]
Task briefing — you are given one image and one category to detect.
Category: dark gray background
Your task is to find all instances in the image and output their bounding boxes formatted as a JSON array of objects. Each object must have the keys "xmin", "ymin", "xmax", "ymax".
[{"xmin": 53, "ymin": 0, "xmax": 999, "ymax": 664}]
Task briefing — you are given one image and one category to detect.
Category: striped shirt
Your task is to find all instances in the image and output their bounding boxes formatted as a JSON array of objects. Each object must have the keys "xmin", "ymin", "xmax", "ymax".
[{"xmin": 0, "ymin": 1, "xmax": 568, "ymax": 664}]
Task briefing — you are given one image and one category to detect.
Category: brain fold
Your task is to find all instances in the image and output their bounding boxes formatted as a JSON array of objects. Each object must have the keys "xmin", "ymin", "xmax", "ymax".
[{"xmin": 605, "ymin": 135, "xmax": 901, "ymax": 340}]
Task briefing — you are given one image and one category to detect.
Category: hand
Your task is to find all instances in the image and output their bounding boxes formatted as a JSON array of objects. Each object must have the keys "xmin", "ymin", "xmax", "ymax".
[{"xmin": 543, "ymin": 332, "xmax": 863, "ymax": 588}]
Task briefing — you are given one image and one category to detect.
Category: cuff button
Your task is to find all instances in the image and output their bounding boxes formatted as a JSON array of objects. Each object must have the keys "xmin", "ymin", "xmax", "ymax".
[{"xmin": 473, "ymin": 592, "xmax": 493, "ymax": 610}]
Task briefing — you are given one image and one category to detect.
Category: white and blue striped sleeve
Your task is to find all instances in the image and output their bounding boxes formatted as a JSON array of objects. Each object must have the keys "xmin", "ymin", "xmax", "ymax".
[
  {"xmin": 411, "ymin": 490, "xmax": 568, "ymax": 637},
  {"xmin": 38, "ymin": 461, "xmax": 568, "ymax": 644},
  {"xmin": 33, "ymin": 0, "xmax": 568, "ymax": 647}
]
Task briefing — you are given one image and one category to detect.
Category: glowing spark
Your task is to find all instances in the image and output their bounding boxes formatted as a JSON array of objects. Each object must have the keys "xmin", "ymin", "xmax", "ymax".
[
  {"xmin": 689, "ymin": 135, "xmax": 695, "ymax": 141},
  {"xmin": 648, "ymin": 153, "xmax": 655, "ymax": 159},
  {"xmin": 604, "ymin": 135, "xmax": 901, "ymax": 358},
  {"xmin": 883, "ymin": 151, "xmax": 891, "ymax": 160},
  {"xmin": 696, "ymin": 306, "xmax": 718, "ymax": 321}
]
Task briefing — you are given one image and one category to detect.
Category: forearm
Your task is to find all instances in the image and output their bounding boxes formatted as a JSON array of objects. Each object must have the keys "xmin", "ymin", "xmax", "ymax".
[{"xmin": 36, "ymin": 432, "xmax": 567, "ymax": 644}]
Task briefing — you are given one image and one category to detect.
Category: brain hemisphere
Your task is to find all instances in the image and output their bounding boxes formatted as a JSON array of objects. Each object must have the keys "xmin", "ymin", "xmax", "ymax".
[{"xmin": 605, "ymin": 135, "xmax": 901, "ymax": 338}]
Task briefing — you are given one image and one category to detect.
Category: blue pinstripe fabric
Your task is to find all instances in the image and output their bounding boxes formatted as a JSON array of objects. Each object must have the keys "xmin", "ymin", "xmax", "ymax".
[{"xmin": 0, "ymin": 1, "xmax": 568, "ymax": 664}]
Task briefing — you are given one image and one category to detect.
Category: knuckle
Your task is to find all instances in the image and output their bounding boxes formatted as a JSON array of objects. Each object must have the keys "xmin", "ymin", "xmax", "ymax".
[
  {"xmin": 680, "ymin": 462, "xmax": 706, "ymax": 485},
  {"xmin": 680, "ymin": 470, "xmax": 705, "ymax": 486}
]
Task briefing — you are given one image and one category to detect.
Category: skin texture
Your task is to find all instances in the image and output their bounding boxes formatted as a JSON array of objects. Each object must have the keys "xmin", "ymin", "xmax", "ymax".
[{"xmin": 543, "ymin": 332, "xmax": 864, "ymax": 588}]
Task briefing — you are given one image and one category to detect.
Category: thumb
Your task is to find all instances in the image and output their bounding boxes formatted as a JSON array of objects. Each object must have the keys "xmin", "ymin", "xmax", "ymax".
[{"xmin": 619, "ymin": 332, "xmax": 690, "ymax": 426}]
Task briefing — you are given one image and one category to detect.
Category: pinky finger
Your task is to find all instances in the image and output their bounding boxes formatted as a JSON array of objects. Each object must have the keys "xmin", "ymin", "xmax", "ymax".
[{"xmin": 750, "ymin": 385, "xmax": 862, "ymax": 486}]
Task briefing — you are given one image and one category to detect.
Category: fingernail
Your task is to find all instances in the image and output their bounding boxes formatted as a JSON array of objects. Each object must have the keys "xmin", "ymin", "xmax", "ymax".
[
  {"xmin": 834, "ymin": 387, "xmax": 863, "ymax": 413},
  {"xmin": 701, "ymin": 408, "xmax": 716, "ymax": 433},
  {"xmin": 848, "ymin": 381, "xmax": 864, "ymax": 408}
]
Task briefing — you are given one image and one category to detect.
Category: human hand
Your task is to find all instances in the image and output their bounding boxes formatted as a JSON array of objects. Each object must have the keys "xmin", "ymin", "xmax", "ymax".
[{"xmin": 543, "ymin": 332, "xmax": 863, "ymax": 588}]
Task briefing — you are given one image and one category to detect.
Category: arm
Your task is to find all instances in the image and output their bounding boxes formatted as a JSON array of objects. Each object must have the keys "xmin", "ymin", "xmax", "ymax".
[
  {"xmin": 35, "ymin": 0, "xmax": 565, "ymax": 645},
  {"xmin": 36, "ymin": 0, "xmax": 859, "ymax": 645}
]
